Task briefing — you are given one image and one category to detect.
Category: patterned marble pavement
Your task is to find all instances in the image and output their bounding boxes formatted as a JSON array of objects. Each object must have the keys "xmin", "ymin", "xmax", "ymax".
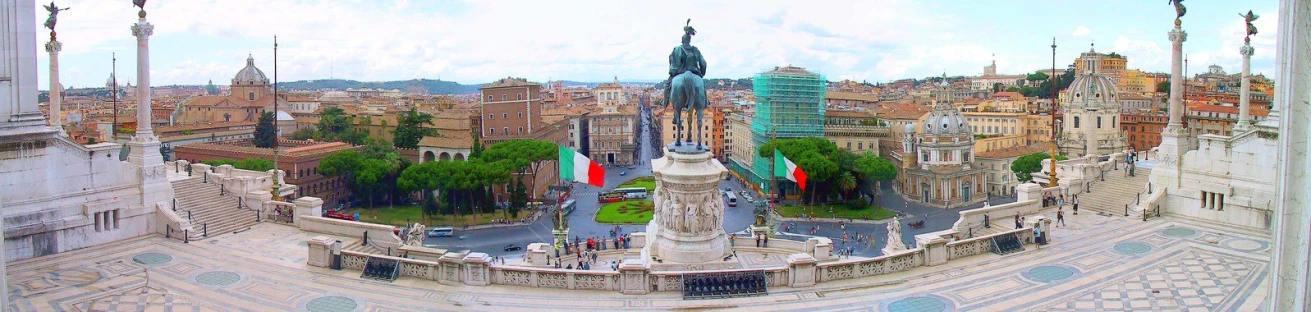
[{"xmin": 5, "ymin": 211, "xmax": 1271, "ymax": 311}]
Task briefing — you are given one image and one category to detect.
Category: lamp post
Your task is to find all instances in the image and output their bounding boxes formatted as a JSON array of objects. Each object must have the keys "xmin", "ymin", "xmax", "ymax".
[{"xmin": 1048, "ymin": 37, "xmax": 1060, "ymax": 187}]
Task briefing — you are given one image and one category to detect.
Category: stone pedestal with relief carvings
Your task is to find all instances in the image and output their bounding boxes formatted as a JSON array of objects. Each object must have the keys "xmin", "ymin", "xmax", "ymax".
[{"xmin": 643, "ymin": 148, "xmax": 730, "ymax": 263}]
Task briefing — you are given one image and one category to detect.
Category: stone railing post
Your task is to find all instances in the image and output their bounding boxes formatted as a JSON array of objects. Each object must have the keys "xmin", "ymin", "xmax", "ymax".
[
  {"xmin": 786, "ymin": 253, "xmax": 817, "ymax": 287},
  {"xmin": 438, "ymin": 253, "xmax": 463, "ymax": 285},
  {"xmin": 462, "ymin": 253, "xmax": 491, "ymax": 286},
  {"xmin": 914, "ymin": 233, "xmax": 948, "ymax": 266},
  {"xmin": 619, "ymin": 259, "xmax": 651, "ymax": 295},
  {"xmin": 294, "ymin": 197, "xmax": 324, "ymax": 226},
  {"xmin": 1015, "ymin": 183, "xmax": 1042, "ymax": 202},
  {"xmin": 306, "ymin": 236, "xmax": 334, "ymax": 268}
]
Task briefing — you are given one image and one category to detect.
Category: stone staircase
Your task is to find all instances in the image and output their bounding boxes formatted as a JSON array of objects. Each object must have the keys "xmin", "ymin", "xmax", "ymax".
[
  {"xmin": 1068, "ymin": 166, "xmax": 1153, "ymax": 217},
  {"xmin": 169, "ymin": 177, "xmax": 260, "ymax": 241},
  {"xmin": 343, "ymin": 239, "xmax": 389, "ymax": 256}
]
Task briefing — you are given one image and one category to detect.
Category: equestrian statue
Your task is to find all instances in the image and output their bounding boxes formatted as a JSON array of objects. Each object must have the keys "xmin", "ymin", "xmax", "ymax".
[{"xmin": 664, "ymin": 19, "xmax": 709, "ymax": 150}]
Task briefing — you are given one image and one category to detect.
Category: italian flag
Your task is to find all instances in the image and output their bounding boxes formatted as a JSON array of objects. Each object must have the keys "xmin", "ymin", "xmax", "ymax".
[
  {"xmin": 559, "ymin": 146, "xmax": 605, "ymax": 187},
  {"xmin": 774, "ymin": 149, "xmax": 807, "ymax": 191}
]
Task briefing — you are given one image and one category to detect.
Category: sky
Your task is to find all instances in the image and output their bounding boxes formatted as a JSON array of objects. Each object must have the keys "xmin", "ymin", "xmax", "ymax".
[{"xmin": 36, "ymin": 0, "xmax": 1280, "ymax": 91}]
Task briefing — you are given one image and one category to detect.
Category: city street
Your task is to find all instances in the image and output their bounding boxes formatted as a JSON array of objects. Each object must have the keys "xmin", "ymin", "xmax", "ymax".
[{"xmin": 421, "ymin": 102, "xmax": 1010, "ymax": 258}]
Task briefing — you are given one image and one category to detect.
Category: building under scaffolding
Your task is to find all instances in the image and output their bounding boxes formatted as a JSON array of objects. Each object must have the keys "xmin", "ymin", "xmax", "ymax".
[{"xmin": 736, "ymin": 66, "xmax": 826, "ymax": 195}]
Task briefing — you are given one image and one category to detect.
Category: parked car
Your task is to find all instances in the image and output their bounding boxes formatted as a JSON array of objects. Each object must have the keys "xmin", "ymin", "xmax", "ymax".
[
  {"xmin": 620, "ymin": 171, "xmax": 627, "ymax": 176},
  {"xmin": 503, "ymin": 244, "xmax": 523, "ymax": 252}
]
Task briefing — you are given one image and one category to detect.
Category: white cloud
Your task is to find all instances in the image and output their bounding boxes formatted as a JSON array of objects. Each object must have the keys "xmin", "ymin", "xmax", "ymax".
[
  {"xmin": 1072, "ymin": 26, "xmax": 1091, "ymax": 37},
  {"xmin": 32, "ymin": 0, "xmax": 1283, "ymax": 90}
]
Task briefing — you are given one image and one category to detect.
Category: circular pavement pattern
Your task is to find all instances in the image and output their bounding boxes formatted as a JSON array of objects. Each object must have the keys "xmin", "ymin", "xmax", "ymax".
[
  {"xmin": 887, "ymin": 296, "xmax": 948, "ymax": 312},
  {"xmin": 1113, "ymin": 242, "xmax": 1153, "ymax": 255},
  {"xmin": 195, "ymin": 271, "xmax": 241, "ymax": 286},
  {"xmin": 1023, "ymin": 265, "xmax": 1075, "ymax": 283},
  {"xmin": 1162, "ymin": 227, "xmax": 1198, "ymax": 238},
  {"xmin": 1224, "ymin": 239, "xmax": 1267, "ymax": 252},
  {"xmin": 132, "ymin": 253, "xmax": 173, "ymax": 266},
  {"xmin": 306, "ymin": 296, "xmax": 358, "ymax": 312}
]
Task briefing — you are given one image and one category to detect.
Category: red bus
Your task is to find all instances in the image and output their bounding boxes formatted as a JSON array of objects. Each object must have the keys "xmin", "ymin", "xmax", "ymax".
[{"xmin": 598, "ymin": 192, "xmax": 625, "ymax": 203}]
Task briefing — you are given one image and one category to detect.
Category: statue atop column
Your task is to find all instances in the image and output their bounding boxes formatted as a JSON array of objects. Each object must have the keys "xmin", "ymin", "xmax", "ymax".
[
  {"xmin": 43, "ymin": 2, "xmax": 70, "ymax": 34},
  {"xmin": 664, "ymin": 19, "xmax": 709, "ymax": 150},
  {"xmin": 1168, "ymin": 0, "xmax": 1186, "ymax": 21},
  {"xmin": 1239, "ymin": 10, "xmax": 1259, "ymax": 43}
]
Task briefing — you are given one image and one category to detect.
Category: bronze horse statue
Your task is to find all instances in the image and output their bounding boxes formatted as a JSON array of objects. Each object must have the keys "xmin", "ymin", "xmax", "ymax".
[{"xmin": 665, "ymin": 19, "xmax": 709, "ymax": 149}]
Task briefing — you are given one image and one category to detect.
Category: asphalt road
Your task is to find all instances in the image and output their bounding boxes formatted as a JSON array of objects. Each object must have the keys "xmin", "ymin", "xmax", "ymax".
[{"xmin": 420, "ymin": 104, "xmax": 1011, "ymax": 258}]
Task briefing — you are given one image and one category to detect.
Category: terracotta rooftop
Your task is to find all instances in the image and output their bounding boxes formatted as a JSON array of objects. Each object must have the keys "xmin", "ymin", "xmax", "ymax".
[
  {"xmin": 977, "ymin": 142, "xmax": 1054, "ymax": 159},
  {"xmin": 825, "ymin": 110, "xmax": 877, "ymax": 119},
  {"xmin": 481, "ymin": 77, "xmax": 539, "ymax": 89},
  {"xmin": 827, "ymin": 91, "xmax": 880, "ymax": 102}
]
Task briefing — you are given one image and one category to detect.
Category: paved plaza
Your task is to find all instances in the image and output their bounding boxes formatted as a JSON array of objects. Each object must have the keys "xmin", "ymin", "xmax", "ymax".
[{"xmin": 5, "ymin": 206, "xmax": 1270, "ymax": 311}]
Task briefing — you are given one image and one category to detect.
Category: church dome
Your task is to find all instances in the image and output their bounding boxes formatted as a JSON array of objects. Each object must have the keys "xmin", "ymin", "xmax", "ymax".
[
  {"xmin": 1066, "ymin": 72, "xmax": 1118, "ymax": 106},
  {"xmin": 922, "ymin": 102, "xmax": 971, "ymax": 135},
  {"xmin": 232, "ymin": 55, "xmax": 269, "ymax": 86},
  {"xmin": 904, "ymin": 123, "xmax": 916, "ymax": 134}
]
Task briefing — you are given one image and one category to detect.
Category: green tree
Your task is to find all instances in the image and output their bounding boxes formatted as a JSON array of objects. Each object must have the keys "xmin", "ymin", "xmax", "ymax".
[
  {"xmin": 481, "ymin": 139, "xmax": 558, "ymax": 200},
  {"xmin": 836, "ymin": 172, "xmax": 857, "ymax": 194},
  {"xmin": 1026, "ymin": 71, "xmax": 1049, "ymax": 82},
  {"xmin": 758, "ymin": 138, "xmax": 839, "ymax": 203},
  {"xmin": 393, "ymin": 108, "xmax": 439, "ymax": 149},
  {"xmin": 201, "ymin": 159, "xmax": 239, "ymax": 167},
  {"xmin": 290, "ymin": 127, "xmax": 319, "ymax": 140},
  {"xmin": 1005, "ymin": 86, "xmax": 1021, "ymax": 92},
  {"xmin": 992, "ymin": 83, "xmax": 1003, "ymax": 93},
  {"xmin": 1011, "ymin": 152, "xmax": 1069, "ymax": 183},
  {"xmin": 317, "ymin": 107, "xmax": 351, "ymax": 137},
  {"xmin": 1156, "ymin": 82, "xmax": 1170, "ymax": 94},
  {"xmin": 234, "ymin": 158, "xmax": 274, "ymax": 171},
  {"xmin": 253, "ymin": 111, "xmax": 277, "ymax": 148}
]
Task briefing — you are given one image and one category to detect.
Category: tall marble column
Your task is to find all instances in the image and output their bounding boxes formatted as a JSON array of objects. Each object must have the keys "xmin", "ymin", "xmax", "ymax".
[
  {"xmin": 1235, "ymin": 43, "xmax": 1253, "ymax": 132},
  {"xmin": 1270, "ymin": 0, "xmax": 1311, "ymax": 309},
  {"xmin": 1151, "ymin": 19, "xmax": 1190, "ymax": 192},
  {"xmin": 126, "ymin": 11, "xmax": 174, "ymax": 209},
  {"xmin": 1, "ymin": 0, "xmax": 48, "ymax": 131},
  {"xmin": 45, "ymin": 37, "xmax": 62, "ymax": 135}
]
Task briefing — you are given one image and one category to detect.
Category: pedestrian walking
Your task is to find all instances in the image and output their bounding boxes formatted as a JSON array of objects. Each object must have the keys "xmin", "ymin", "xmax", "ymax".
[
  {"xmin": 1056, "ymin": 209, "xmax": 1066, "ymax": 227},
  {"xmin": 1073, "ymin": 195, "xmax": 1079, "ymax": 215},
  {"xmin": 1014, "ymin": 214, "xmax": 1022, "ymax": 229}
]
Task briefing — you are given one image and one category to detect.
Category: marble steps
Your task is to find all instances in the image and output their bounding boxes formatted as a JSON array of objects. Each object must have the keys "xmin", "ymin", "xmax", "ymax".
[
  {"xmin": 169, "ymin": 178, "xmax": 260, "ymax": 241},
  {"xmin": 342, "ymin": 239, "xmax": 388, "ymax": 255},
  {"xmin": 1066, "ymin": 168, "xmax": 1152, "ymax": 217}
]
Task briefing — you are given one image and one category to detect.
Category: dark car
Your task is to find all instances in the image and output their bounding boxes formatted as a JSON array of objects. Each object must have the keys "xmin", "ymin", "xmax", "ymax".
[{"xmin": 503, "ymin": 244, "xmax": 523, "ymax": 252}]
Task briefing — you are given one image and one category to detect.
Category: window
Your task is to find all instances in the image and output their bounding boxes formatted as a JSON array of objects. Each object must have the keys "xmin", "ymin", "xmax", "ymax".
[
  {"xmin": 1201, "ymin": 191, "xmax": 1226, "ymax": 210},
  {"xmin": 503, "ymin": 127, "xmax": 509, "ymax": 135},
  {"xmin": 518, "ymin": 126, "xmax": 523, "ymax": 134},
  {"xmin": 502, "ymin": 94, "xmax": 508, "ymax": 101},
  {"xmin": 488, "ymin": 114, "xmax": 494, "ymax": 120},
  {"xmin": 518, "ymin": 112, "xmax": 523, "ymax": 118},
  {"xmin": 486, "ymin": 95, "xmax": 492, "ymax": 101},
  {"xmin": 1074, "ymin": 116, "xmax": 1080, "ymax": 128},
  {"xmin": 1097, "ymin": 116, "xmax": 1102, "ymax": 128},
  {"xmin": 857, "ymin": 142, "xmax": 863, "ymax": 150},
  {"xmin": 517, "ymin": 93, "xmax": 523, "ymax": 100},
  {"xmin": 847, "ymin": 142, "xmax": 852, "ymax": 149},
  {"xmin": 503, "ymin": 113, "xmax": 508, "ymax": 119},
  {"xmin": 489, "ymin": 128, "xmax": 495, "ymax": 135}
]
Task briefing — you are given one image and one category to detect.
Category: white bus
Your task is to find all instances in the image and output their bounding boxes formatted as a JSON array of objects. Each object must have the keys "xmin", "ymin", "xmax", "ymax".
[
  {"xmin": 725, "ymin": 192, "xmax": 738, "ymax": 207},
  {"xmin": 615, "ymin": 187, "xmax": 648, "ymax": 199},
  {"xmin": 427, "ymin": 227, "xmax": 455, "ymax": 237}
]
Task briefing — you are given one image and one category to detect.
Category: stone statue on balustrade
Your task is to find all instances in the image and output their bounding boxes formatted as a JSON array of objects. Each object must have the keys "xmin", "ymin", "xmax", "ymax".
[
  {"xmin": 406, "ymin": 223, "xmax": 427, "ymax": 247},
  {"xmin": 883, "ymin": 217, "xmax": 907, "ymax": 254},
  {"xmin": 664, "ymin": 19, "xmax": 710, "ymax": 150}
]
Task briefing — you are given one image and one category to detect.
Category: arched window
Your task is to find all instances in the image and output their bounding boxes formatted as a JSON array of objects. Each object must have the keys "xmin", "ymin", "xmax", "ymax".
[
  {"xmin": 503, "ymin": 127, "xmax": 509, "ymax": 135},
  {"xmin": 489, "ymin": 128, "xmax": 495, "ymax": 135},
  {"xmin": 1074, "ymin": 116, "xmax": 1081, "ymax": 128},
  {"xmin": 1097, "ymin": 116, "xmax": 1102, "ymax": 128}
]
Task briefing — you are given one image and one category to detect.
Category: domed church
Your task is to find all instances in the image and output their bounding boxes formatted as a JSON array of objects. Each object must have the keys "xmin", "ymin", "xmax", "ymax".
[
  {"xmin": 177, "ymin": 55, "xmax": 287, "ymax": 124},
  {"xmin": 892, "ymin": 101, "xmax": 987, "ymax": 208},
  {"xmin": 1057, "ymin": 47, "xmax": 1129, "ymax": 157}
]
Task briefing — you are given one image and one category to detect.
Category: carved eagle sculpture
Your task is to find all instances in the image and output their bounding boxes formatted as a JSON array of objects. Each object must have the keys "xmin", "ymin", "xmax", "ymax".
[{"xmin": 1240, "ymin": 10, "xmax": 1259, "ymax": 37}]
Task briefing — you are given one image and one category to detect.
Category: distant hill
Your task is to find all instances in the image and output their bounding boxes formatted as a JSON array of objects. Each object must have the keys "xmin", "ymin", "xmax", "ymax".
[{"xmin": 279, "ymin": 79, "xmax": 481, "ymax": 95}]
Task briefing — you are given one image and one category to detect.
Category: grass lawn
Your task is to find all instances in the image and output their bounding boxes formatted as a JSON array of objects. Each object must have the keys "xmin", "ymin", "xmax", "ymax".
[
  {"xmin": 595, "ymin": 200, "xmax": 655, "ymax": 224},
  {"xmin": 776, "ymin": 203, "xmax": 897, "ymax": 221},
  {"xmin": 351, "ymin": 205, "xmax": 535, "ymax": 227},
  {"xmin": 617, "ymin": 176, "xmax": 656, "ymax": 192}
]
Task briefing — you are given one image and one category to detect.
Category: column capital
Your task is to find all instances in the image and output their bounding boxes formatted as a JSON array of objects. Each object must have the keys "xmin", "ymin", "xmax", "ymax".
[
  {"xmin": 131, "ymin": 20, "xmax": 153, "ymax": 38},
  {"xmin": 1168, "ymin": 28, "xmax": 1187, "ymax": 43},
  {"xmin": 1239, "ymin": 45, "xmax": 1255, "ymax": 57},
  {"xmin": 44, "ymin": 40, "xmax": 61, "ymax": 53}
]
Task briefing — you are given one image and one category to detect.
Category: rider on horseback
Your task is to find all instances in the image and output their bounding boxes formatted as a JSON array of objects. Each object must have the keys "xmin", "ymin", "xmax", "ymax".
[{"xmin": 664, "ymin": 19, "xmax": 710, "ymax": 148}]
